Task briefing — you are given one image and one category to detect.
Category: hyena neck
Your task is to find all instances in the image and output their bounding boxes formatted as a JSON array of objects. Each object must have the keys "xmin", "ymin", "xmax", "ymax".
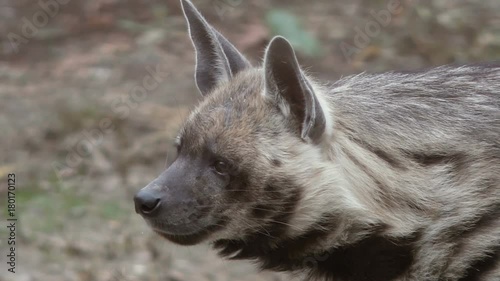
[
  {"xmin": 214, "ymin": 229, "xmax": 417, "ymax": 281},
  {"xmin": 283, "ymin": 77, "xmax": 427, "ymax": 239}
]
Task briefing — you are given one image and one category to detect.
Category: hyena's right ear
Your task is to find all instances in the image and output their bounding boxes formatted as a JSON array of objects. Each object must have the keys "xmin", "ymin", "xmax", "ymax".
[
  {"xmin": 264, "ymin": 36, "xmax": 326, "ymax": 144},
  {"xmin": 181, "ymin": 0, "xmax": 251, "ymax": 96}
]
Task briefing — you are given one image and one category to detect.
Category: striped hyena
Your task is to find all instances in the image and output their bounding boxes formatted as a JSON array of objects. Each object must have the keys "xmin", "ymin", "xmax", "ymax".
[{"xmin": 133, "ymin": 1, "xmax": 500, "ymax": 280}]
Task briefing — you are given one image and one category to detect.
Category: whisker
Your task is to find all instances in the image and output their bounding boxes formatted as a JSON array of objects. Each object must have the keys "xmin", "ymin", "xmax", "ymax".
[
  {"xmin": 195, "ymin": 201, "xmax": 295, "ymax": 208},
  {"xmin": 230, "ymin": 218, "xmax": 276, "ymax": 239},
  {"xmin": 224, "ymin": 189, "xmax": 294, "ymax": 193},
  {"xmin": 263, "ymin": 219, "xmax": 307, "ymax": 232},
  {"xmin": 164, "ymin": 150, "xmax": 169, "ymax": 169}
]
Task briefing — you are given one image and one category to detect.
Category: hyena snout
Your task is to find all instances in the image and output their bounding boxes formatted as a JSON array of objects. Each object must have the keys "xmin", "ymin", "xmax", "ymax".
[
  {"xmin": 134, "ymin": 174, "xmax": 200, "ymax": 223},
  {"xmin": 134, "ymin": 170, "xmax": 202, "ymax": 222},
  {"xmin": 134, "ymin": 157, "xmax": 223, "ymax": 238}
]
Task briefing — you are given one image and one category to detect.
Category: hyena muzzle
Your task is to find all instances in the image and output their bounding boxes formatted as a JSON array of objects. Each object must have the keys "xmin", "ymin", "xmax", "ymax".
[{"xmin": 134, "ymin": 1, "xmax": 500, "ymax": 280}]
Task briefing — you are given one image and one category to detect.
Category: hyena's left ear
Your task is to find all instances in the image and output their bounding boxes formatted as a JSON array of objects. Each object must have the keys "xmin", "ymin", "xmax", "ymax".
[
  {"xmin": 181, "ymin": 0, "xmax": 251, "ymax": 96},
  {"xmin": 264, "ymin": 36, "xmax": 326, "ymax": 143}
]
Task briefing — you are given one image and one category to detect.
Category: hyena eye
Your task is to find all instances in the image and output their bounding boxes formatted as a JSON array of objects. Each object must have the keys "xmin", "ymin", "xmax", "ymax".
[
  {"xmin": 213, "ymin": 161, "xmax": 229, "ymax": 176},
  {"xmin": 173, "ymin": 137, "xmax": 182, "ymax": 154}
]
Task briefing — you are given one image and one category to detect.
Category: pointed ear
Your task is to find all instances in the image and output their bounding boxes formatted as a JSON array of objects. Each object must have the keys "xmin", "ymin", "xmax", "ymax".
[
  {"xmin": 264, "ymin": 36, "xmax": 326, "ymax": 143},
  {"xmin": 181, "ymin": 0, "xmax": 251, "ymax": 96}
]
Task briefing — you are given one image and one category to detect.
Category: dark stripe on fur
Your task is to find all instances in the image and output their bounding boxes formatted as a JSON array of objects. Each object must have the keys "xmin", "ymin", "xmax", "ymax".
[
  {"xmin": 214, "ymin": 214, "xmax": 339, "ymax": 267},
  {"xmin": 349, "ymin": 136, "xmax": 407, "ymax": 170},
  {"xmin": 215, "ymin": 222, "xmax": 418, "ymax": 281},
  {"xmin": 372, "ymin": 149, "xmax": 407, "ymax": 170},
  {"xmin": 458, "ymin": 247, "xmax": 499, "ymax": 281},
  {"xmin": 312, "ymin": 234, "xmax": 418, "ymax": 281},
  {"xmin": 226, "ymin": 169, "xmax": 252, "ymax": 201},
  {"xmin": 271, "ymin": 158, "xmax": 282, "ymax": 167},
  {"xmin": 408, "ymin": 152, "xmax": 467, "ymax": 168},
  {"xmin": 449, "ymin": 204, "xmax": 500, "ymax": 280},
  {"xmin": 453, "ymin": 204, "xmax": 500, "ymax": 240},
  {"xmin": 342, "ymin": 146, "xmax": 426, "ymax": 212},
  {"xmin": 247, "ymin": 184, "xmax": 281, "ymax": 219}
]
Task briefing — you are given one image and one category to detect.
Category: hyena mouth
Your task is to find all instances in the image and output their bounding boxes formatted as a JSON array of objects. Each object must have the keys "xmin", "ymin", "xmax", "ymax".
[
  {"xmin": 146, "ymin": 215, "xmax": 212, "ymax": 234},
  {"xmin": 134, "ymin": 184, "xmax": 227, "ymax": 244},
  {"xmin": 150, "ymin": 221, "xmax": 225, "ymax": 246},
  {"xmin": 136, "ymin": 203, "xmax": 223, "ymax": 244}
]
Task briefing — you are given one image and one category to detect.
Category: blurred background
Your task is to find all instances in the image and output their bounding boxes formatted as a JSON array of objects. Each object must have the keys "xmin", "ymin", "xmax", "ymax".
[{"xmin": 0, "ymin": 0, "xmax": 498, "ymax": 280}]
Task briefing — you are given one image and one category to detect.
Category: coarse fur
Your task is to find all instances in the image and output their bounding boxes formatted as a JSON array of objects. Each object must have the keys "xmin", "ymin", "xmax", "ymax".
[{"xmin": 134, "ymin": 1, "xmax": 500, "ymax": 280}]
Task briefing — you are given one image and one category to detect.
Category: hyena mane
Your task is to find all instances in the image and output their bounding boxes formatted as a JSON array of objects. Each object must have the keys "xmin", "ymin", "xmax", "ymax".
[{"xmin": 134, "ymin": 1, "xmax": 500, "ymax": 280}]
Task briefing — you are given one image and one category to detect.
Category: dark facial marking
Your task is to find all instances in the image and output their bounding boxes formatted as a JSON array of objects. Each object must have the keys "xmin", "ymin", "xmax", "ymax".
[
  {"xmin": 251, "ymin": 204, "xmax": 274, "ymax": 219},
  {"xmin": 265, "ymin": 183, "xmax": 278, "ymax": 193},
  {"xmin": 263, "ymin": 181, "xmax": 302, "ymax": 239},
  {"xmin": 214, "ymin": 178, "xmax": 302, "ymax": 258},
  {"xmin": 225, "ymin": 169, "xmax": 252, "ymax": 201}
]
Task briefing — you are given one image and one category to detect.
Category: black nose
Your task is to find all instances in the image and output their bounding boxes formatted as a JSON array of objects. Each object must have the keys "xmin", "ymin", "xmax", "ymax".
[{"xmin": 134, "ymin": 189, "xmax": 161, "ymax": 216}]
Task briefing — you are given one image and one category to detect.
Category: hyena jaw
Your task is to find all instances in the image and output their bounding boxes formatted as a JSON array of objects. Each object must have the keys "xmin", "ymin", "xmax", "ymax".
[{"xmin": 133, "ymin": 1, "xmax": 500, "ymax": 280}]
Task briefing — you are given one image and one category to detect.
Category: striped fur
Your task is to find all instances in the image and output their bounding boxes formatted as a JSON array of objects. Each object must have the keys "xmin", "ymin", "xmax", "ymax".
[
  {"xmin": 135, "ymin": 1, "xmax": 500, "ymax": 280},
  {"xmin": 179, "ymin": 66, "xmax": 499, "ymax": 281}
]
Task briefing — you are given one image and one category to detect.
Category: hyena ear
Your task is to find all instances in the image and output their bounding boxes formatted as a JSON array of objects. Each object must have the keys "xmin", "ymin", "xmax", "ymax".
[
  {"xmin": 181, "ymin": 0, "xmax": 251, "ymax": 96},
  {"xmin": 264, "ymin": 36, "xmax": 326, "ymax": 143}
]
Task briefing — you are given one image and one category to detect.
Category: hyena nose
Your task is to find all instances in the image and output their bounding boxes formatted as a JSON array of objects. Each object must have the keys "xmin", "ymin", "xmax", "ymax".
[{"xmin": 134, "ymin": 189, "xmax": 162, "ymax": 216}]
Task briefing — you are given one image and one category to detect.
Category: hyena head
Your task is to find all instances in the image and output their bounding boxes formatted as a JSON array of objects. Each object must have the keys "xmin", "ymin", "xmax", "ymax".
[{"xmin": 134, "ymin": 0, "xmax": 336, "ymax": 246}]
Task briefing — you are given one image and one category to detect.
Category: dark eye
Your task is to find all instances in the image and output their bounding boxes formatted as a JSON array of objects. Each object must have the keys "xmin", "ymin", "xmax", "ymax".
[
  {"xmin": 213, "ymin": 161, "xmax": 229, "ymax": 176},
  {"xmin": 174, "ymin": 138, "xmax": 182, "ymax": 154}
]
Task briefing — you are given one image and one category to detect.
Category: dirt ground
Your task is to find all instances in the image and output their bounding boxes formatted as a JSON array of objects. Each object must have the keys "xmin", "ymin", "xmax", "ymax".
[{"xmin": 0, "ymin": 0, "xmax": 498, "ymax": 280}]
